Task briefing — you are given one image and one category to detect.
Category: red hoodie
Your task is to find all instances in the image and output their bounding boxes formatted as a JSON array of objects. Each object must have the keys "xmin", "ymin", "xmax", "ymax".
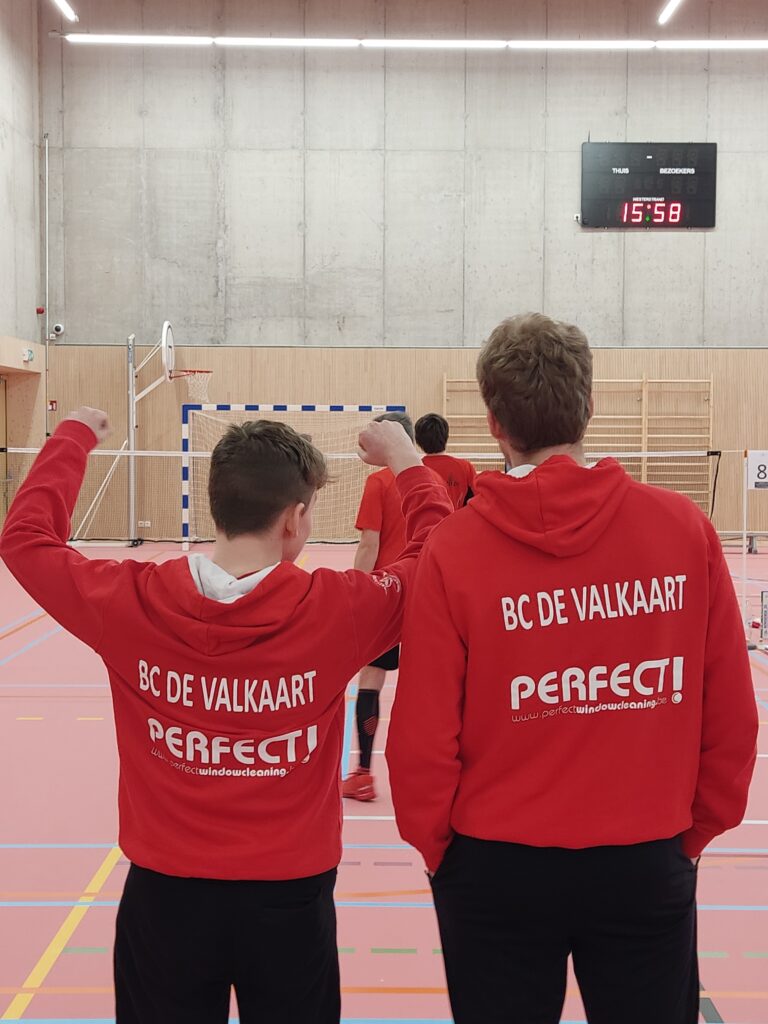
[
  {"xmin": 386, "ymin": 457, "xmax": 758, "ymax": 872},
  {"xmin": 0, "ymin": 421, "xmax": 452, "ymax": 880}
]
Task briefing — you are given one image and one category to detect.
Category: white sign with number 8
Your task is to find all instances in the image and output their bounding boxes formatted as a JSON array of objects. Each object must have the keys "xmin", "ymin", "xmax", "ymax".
[{"xmin": 747, "ymin": 451, "xmax": 768, "ymax": 490}]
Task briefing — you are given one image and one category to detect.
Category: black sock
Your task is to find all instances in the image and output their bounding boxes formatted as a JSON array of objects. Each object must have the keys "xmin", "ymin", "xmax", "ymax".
[{"xmin": 356, "ymin": 689, "xmax": 380, "ymax": 771}]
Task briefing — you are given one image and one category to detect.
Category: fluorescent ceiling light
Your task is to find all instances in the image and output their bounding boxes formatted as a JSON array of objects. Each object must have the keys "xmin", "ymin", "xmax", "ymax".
[
  {"xmin": 59, "ymin": 33, "xmax": 768, "ymax": 51},
  {"xmin": 656, "ymin": 38, "xmax": 768, "ymax": 49},
  {"xmin": 214, "ymin": 36, "xmax": 361, "ymax": 48},
  {"xmin": 361, "ymin": 38, "xmax": 506, "ymax": 49},
  {"xmin": 507, "ymin": 39, "xmax": 655, "ymax": 50},
  {"xmin": 658, "ymin": 0, "xmax": 687, "ymax": 25},
  {"xmin": 65, "ymin": 33, "xmax": 213, "ymax": 45},
  {"xmin": 51, "ymin": 0, "xmax": 79, "ymax": 22}
]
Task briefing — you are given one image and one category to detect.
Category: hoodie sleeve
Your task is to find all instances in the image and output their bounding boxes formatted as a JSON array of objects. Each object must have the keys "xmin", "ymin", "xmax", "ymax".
[
  {"xmin": 386, "ymin": 542, "xmax": 465, "ymax": 873},
  {"xmin": 680, "ymin": 523, "xmax": 759, "ymax": 858},
  {"xmin": 321, "ymin": 465, "xmax": 452, "ymax": 669},
  {"xmin": 0, "ymin": 420, "xmax": 127, "ymax": 651}
]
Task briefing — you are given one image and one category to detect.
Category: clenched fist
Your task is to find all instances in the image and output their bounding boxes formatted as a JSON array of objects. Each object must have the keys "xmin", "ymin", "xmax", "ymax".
[
  {"xmin": 65, "ymin": 407, "xmax": 112, "ymax": 444},
  {"xmin": 357, "ymin": 419, "xmax": 422, "ymax": 476}
]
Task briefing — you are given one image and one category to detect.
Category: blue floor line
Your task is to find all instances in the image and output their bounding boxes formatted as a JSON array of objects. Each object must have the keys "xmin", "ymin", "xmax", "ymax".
[
  {"xmin": 5, "ymin": 899, "xmax": 768, "ymax": 911},
  {"xmin": 0, "ymin": 682, "xmax": 108, "ymax": 689},
  {"xmin": 0, "ymin": 607, "xmax": 43, "ymax": 634},
  {"xmin": 0, "ymin": 626, "xmax": 63, "ymax": 667},
  {"xmin": 1, "ymin": 843, "xmax": 767, "ymax": 853},
  {"xmin": 341, "ymin": 680, "xmax": 357, "ymax": 780}
]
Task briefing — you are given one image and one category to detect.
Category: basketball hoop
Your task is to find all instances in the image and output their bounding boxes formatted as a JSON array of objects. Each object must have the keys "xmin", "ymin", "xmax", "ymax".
[{"xmin": 170, "ymin": 369, "xmax": 213, "ymax": 403}]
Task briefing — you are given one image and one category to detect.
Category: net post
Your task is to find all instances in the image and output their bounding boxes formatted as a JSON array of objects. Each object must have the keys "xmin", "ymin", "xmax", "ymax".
[
  {"xmin": 181, "ymin": 403, "xmax": 192, "ymax": 552},
  {"xmin": 127, "ymin": 334, "xmax": 138, "ymax": 544},
  {"xmin": 742, "ymin": 451, "xmax": 749, "ymax": 627}
]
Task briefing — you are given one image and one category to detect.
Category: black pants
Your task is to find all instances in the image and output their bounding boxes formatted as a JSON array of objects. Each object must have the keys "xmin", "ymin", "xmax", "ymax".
[
  {"xmin": 114, "ymin": 864, "xmax": 339, "ymax": 1024},
  {"xmin": 431, "ymin": 834, "xmax": 699, "ymax": 1024}
]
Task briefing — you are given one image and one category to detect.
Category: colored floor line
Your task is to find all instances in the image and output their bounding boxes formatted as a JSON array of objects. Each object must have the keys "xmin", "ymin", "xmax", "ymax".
[
  {"xmin": 0, "ymin": 683, "xmax": 108, "ymax": 689},
  {"xmin": 0, "ymin": 627, "xmax": 63, "ymax": 669},
  {"xmin": 0, "ymin": 1020, "xmax": 734, "ymax": 1024},
  {"xmin": 0, "ymin": 613, "xmax": 49, "ymax": 645},
  {"xmin": 2, "ymin": 842, "xmax": 768, "ymax": 854},
  {"xmin": 0, "ymin": 846, "xmax": 122, "ymax": 1020},
  {"xmin": 341, "ymin": 681, "xmax": 356, "ymax": 781},
  {"xmin": 0, "ymin": 609, "xmax": 45, "ymax": 639},
  {"xmin": 18, "ymin": 894, "xmax": 764, "ymax": 913}
]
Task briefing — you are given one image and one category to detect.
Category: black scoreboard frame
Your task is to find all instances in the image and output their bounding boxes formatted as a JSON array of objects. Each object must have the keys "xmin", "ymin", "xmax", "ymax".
[{"xmin": 580, "ymin": 142, "xmax": 717, "ymax": 230}]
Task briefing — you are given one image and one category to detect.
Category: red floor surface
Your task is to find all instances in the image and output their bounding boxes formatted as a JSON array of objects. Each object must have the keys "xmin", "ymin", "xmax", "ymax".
[{"xmin": 1, "ymin": 543, "xmax": 767, "ymax": 1024}]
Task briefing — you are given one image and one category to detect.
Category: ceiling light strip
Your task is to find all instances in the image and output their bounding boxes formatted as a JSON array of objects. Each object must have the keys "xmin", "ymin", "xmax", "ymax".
[
  {"xmin": 658, "ymin": 0, "xmax": 687, "ymax": 26},
  {"xmin": 61, "ymin": 34, "xmax": 768, "ymax": 51},
  {"xmin": 51, "ymin": 0, "xmax": 79, "ymax": 23}
]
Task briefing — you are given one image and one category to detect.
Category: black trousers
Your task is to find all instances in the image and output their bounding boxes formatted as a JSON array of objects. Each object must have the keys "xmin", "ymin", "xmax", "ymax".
[
  {"xmin": 114, "ymin": 864, "xmax": 339, "ymax": 1024},
  {"xmin": 431, "ymin": 834, "xmax": 699, "ymax": 1024}
]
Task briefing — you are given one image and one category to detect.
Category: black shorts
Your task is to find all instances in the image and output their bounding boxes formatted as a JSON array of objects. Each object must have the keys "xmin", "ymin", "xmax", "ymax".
[{"xmin": 369, "ymin": 645, "xmax": 400, "ymax": 671}]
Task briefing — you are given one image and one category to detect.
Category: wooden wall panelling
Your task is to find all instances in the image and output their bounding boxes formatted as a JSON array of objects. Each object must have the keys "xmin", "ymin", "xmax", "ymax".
[{"xmin": 12, "ymin": 345, "xmax": 766, "ymax": 540}]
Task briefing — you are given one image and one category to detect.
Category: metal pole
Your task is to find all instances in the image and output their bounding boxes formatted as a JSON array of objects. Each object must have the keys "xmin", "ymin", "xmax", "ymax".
[
  {"xmin": 44, "ymin": 132, "xmax": 50, "ymax": 438},
  {"xmin": 74, "ymin": 440, "xmax": 129, "ymax": 540},
  {"xmin": 127, "ymin": 334, "xmax": 137, "ymax": 544},
  {"xmin": 742, "ymin": 451, "xmax": 749, "ymax": 625}
]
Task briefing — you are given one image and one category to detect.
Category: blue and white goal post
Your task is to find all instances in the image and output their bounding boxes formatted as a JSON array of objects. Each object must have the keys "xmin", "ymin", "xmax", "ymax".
[{"xmin": 181, "ymin": 403, "xmax": 406, "ymax": 550}]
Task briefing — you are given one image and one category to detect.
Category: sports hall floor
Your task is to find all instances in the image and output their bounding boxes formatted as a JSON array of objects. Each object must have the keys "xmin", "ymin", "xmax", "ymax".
[{"xmin": 1, "ymin": 542, "xmax": 767, "ymax": 1024}]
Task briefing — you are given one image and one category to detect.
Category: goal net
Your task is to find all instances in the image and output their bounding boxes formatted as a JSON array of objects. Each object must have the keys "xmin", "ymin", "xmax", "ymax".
[{"xmin": 183, "ymin": 404, "xmax": 405, "ymax": 544}]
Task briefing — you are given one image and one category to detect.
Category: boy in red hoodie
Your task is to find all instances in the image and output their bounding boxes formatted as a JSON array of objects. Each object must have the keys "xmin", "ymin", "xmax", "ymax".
[
  {"xmin": 387, "ymin": 314, "xmax": 758, "ymax": 1024},
  {"xmin": 0, "ymin": 408, "xmax": 451, "ymax": 1024}
]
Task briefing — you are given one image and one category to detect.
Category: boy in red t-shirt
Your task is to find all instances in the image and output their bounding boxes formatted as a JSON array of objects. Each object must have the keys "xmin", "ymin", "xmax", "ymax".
[
  {"xmin": 0, "ymin": 409, "xmax": 451, "ymax": 1024},
  {"xmin": 415, "ymin": 413, "xmax": 476, "ymax": 509},
  {"xmin": 343, "ymin": 412, "xmax": 416, "ymax": 801}
]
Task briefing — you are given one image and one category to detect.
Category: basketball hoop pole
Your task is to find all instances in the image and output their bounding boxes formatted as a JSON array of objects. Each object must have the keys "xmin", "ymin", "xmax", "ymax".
[{"xmin": 127, "ymin": 333, "xmax": 138, "ymax": 545}]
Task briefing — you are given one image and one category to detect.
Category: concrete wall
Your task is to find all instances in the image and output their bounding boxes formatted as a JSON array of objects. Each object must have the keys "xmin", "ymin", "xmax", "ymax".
[
  {"xmin": 40, "ymin": 0, "xmax": 768, "ymax": 347},
  {"xmin": 0, "ymin": 0, "xmax": 40, "ymax": 343}
]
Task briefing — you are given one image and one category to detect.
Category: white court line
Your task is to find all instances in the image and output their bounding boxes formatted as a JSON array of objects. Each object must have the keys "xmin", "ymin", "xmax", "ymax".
[
  {"xmin": 344, "ymin": 816, "xmax": 768, "ymax": 825},
  {"xmin": 344, "ymin": 815, "xmax": 396, "ymax": 821}
]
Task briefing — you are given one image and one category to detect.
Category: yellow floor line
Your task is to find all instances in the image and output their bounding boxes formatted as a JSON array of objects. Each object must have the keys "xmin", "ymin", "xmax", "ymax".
[{"xmin": 1, "ymin": 845, "xmax": 122, "ymax": 1021}]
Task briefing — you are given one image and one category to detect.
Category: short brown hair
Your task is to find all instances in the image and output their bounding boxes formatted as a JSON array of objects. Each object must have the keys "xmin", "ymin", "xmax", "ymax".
[
  {"xmin": 374, "ymin": 411, "xmax": 415, "ymax": 441},
  {"xmin": 209, "ymin": 420, "xmax": 328, "ymax": 538},
  {"xmin": 476, "ymin": 313, "xmax": 593, "ymax": 455},
  {"xmin": 415, "ymin": 413, "xmax": 449, "ymax": 454}
]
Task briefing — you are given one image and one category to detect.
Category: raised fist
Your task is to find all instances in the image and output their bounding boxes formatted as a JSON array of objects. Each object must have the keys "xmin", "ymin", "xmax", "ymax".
[
  {"xmin": 65, "ymin": 406, "xmax": 112, "ymax": 444},
  {"xmin": 358, "ymin": 420, "xmax": 421, "ymax": 475}
]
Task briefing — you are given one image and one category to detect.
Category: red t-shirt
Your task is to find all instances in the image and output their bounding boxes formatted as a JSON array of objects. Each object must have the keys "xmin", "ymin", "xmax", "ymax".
[
  {"xmin": 357, "ymin": 466, "xmax": 449, "ymax": 569},
  {"xmin": 356, "ymin": 469, "xmax": 408, "ymax": 570},
  {"xmin": 423, "ymin": 454, "xmax": 476, "ymax": 510}
]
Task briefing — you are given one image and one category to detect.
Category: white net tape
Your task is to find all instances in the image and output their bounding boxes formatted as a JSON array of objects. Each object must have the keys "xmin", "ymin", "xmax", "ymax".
[{"xmin": 1, "ymin": 445, "xmax": 719, "ymax": 545}]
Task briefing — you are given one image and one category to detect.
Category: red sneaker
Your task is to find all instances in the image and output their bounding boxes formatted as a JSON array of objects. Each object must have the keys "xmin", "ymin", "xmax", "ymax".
[{"xmin": 342, "ymin": 769, "xmax": 377, "ymax": 801}]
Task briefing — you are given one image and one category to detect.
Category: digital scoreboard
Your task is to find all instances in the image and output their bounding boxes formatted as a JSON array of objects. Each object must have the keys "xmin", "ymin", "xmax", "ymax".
[{"xmin": 581, "ymin": 142, "xmax": 717, "ymax": 229}]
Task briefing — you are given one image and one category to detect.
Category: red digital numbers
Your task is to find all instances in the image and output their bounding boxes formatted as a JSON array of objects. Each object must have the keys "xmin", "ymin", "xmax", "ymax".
[{"xmin": 620, "ymin": 201, "xmax": 683, "ymax": 225}]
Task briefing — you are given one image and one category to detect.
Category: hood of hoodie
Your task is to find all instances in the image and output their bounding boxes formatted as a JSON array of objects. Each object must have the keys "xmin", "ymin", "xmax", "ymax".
[
  {"xmin": 140, "ymin": 556, "xmax": 314, "ymax": 657},
  {"xmin": 470, "ymin": 456, "xmax": 632, "ymax": 558}
]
